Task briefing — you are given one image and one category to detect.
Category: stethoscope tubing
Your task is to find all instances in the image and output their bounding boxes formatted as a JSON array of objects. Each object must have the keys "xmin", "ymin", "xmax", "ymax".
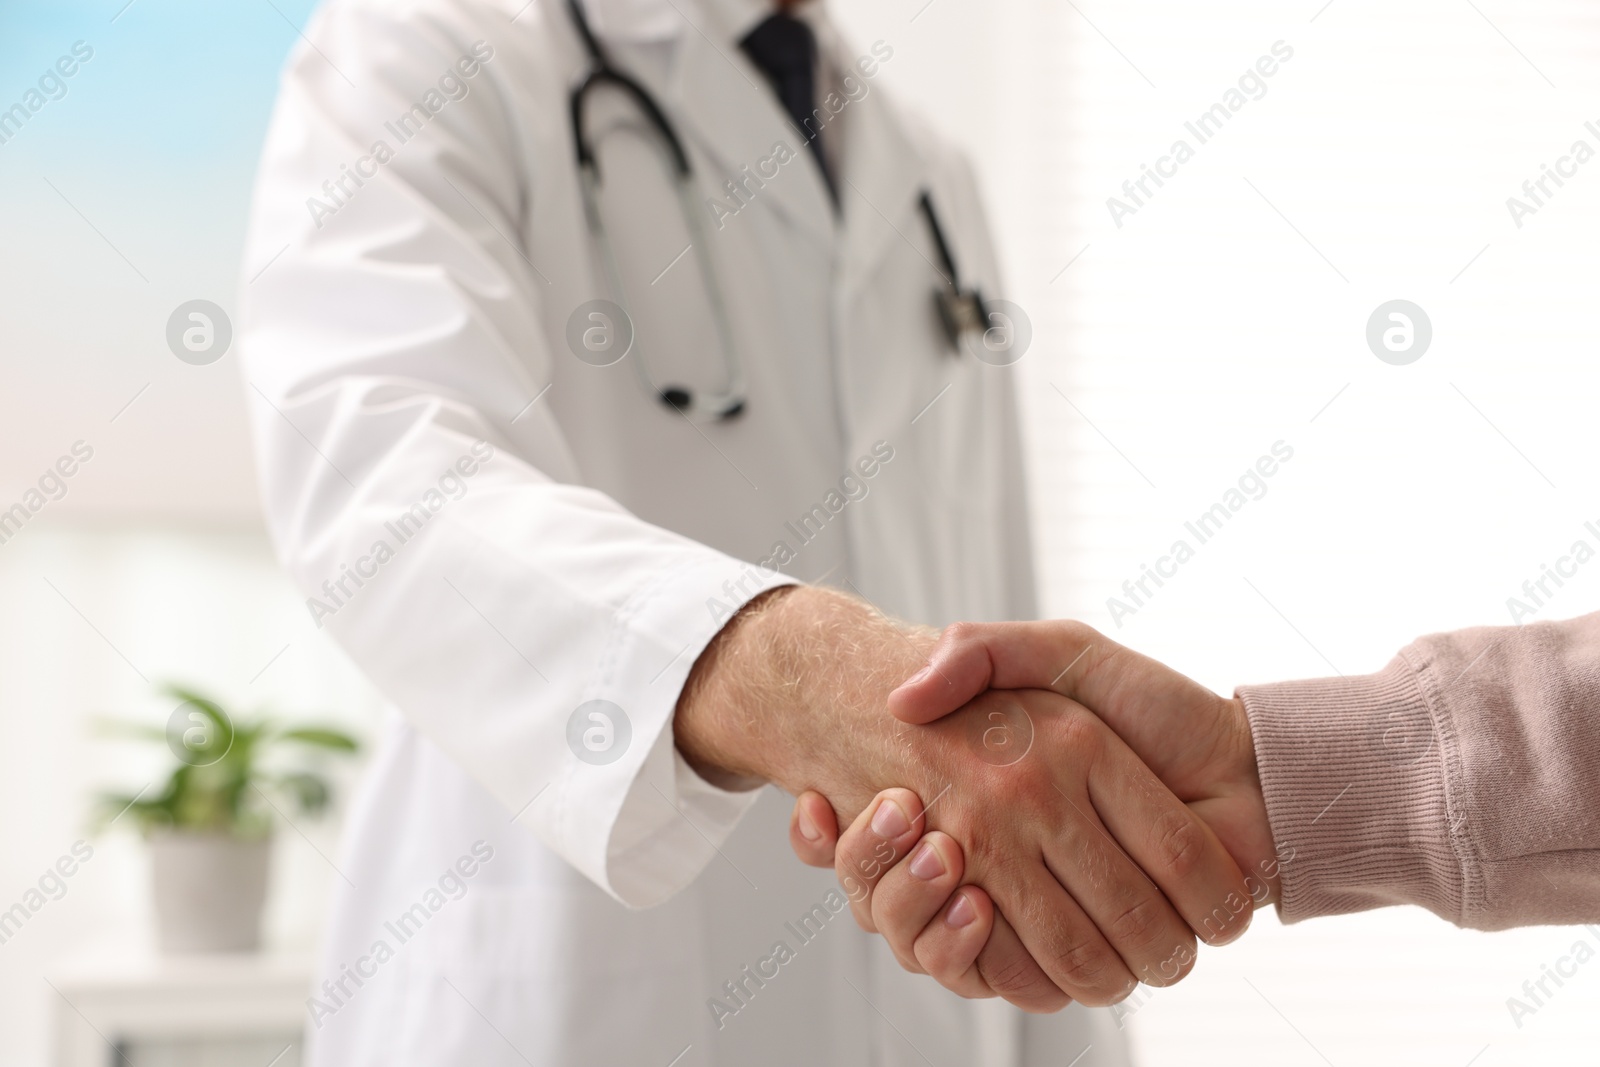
[
  {"xmin": 564, "ymin": 0, "xmax": 992, "ymax": 419},
  {"xmin": 566, "ymin": 0, "xmax": 746, "ymax": 422}
]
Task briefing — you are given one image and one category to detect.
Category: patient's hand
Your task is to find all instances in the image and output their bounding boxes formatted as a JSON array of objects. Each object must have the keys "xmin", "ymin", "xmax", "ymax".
[
  {"xmin": 789, "ymin": 620, "xmax": 1277, "ymax": 1007},
  {"xmin": 782, "ymin": 685, "xmax": 1254, "ymax": 1010}
]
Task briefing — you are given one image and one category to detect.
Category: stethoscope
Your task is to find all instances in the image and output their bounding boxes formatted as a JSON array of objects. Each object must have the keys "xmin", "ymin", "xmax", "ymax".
[
  {"xmin": 918, "ymin": 191, "xmax": 991, "ymax": 357},
  {"xmin": 565, "ymin": 0, "xmax": 994, "ymax": 423}
]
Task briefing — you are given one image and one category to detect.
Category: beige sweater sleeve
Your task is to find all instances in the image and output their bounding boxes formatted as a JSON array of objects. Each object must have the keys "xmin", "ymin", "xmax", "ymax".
[{"xmin": 1235, "ymin": 612, "xmax": 1600, "ymax": 930}]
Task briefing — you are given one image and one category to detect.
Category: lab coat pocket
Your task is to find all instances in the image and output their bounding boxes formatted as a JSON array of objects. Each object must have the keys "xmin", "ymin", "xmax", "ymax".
[{"xmin": 904, "ymin": 355, "xmax": 1016, "ymax": 511}]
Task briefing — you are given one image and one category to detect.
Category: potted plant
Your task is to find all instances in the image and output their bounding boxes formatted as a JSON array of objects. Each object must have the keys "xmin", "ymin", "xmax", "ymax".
[{"xmin": 98, "ymin": 684, "xmax": 359, "ymax": 954}]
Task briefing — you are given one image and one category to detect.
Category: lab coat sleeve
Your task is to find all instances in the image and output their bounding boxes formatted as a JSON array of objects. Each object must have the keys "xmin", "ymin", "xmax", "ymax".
[{"xmin": 238, "ymin": 1, "xmax": 791, "ymax": 908}]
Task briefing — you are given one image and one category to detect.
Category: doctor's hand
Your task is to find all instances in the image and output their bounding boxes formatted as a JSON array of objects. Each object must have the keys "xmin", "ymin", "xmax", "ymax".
[
  {"xmin": 889, "ymin": 619, "xmax": 1277, "ymax": 896},
  {"xmin": 788, "ymin": 620, "xmax": 1280, "ymax": 1004},
  {"xmin": 676, "ymin": 589, "xmax": 1255, "ymax": 1011}
]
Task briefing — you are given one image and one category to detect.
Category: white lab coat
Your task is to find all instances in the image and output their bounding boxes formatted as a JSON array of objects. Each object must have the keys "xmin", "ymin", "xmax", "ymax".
[{"xmin": 239, "ymin": 0, "xmax": 1128, "ymax": 1063}]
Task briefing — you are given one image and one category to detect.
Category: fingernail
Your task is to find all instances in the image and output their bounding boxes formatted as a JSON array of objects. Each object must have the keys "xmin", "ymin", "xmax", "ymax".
[
  {"xmin": 870, "ymin": 799, "xmax": 910, "ymax": 839},
  {"xmin": 797, "ymin": 807, "xmax": 822, "ymax": 843},
  {"xmin": 945, "ymin": 891, "xmax": 975, "ymax": 928},
  {"xmin": 902, "ymin": 663, "xmax": 933, "ymax": 688},
  {"xmin": 908, "ymin": 840, "xmax": 945, "ymax": 881}
]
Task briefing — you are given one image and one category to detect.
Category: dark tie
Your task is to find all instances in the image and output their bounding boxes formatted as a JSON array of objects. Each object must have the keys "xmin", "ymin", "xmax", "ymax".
[{"xmin": 740, "ymin": 12, "xmax": 836, "ymax": 204}]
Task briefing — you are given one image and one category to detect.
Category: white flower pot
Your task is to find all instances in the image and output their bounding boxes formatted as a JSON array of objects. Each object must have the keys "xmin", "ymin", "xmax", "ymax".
[{"xmin": 148, "ymin": 830, "xmax": 271, "ymax": 954}]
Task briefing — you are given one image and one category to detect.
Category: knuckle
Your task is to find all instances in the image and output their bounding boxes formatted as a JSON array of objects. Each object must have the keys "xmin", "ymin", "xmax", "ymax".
[
  {"xmin": 835, "ymin": 855, "xmax": 863, "ymax": 893},
  {"xmin": 869, "ymin": 883, "xmax": 911, "ymax": 936},
  {"xmin": 837, "ymin": 833, "xmax": 883, "ymax": 885},
  {"xmin": 1055, "ymin": 710, "xmax": 1105, "ymax": 761},
  {"xmin": 942, "ymin": 620, "xmax": 984, "ymax": 647},
  {"xmin": 979, "ymin": 951, "xmax": 1059, "ymax": 1006},
  {"xmin": 914, "ymin": 936, "xmax": 961, "ymax": 981},
  {"xmin": 1107, "ymin": 894, "xmax": 1169, "ymax": 954},
  {"xmin": 837, "ymin": 868, "xmax": 871, "ymax": 906},
  {"xmin": 1057, "ymin": 619, "xmax": 1099, "ymax": 649},
  {"xmin": 1151, "ymin": 809, "xmax": 1207, "ymax": 879},
  {"xmin": 1007, "ymin": 774, "xmax": 1054, "ymax": 823},
  {"xmin": 1048, "ymin": 938, "xmax": 1118, "ymax": 1001},
  {"xmin": 845, "ymin": 890, "xmax": 877, "ymax": 933},
  {"xmin": 965, "ymin": 829, "xmax": 1027, "ymax": 890},
  {"xmin": 837, "ymin": 864, "xmax": 879, "ymax": 910}
]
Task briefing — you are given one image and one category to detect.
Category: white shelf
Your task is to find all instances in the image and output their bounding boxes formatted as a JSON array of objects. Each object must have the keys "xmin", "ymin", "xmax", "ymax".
[{"xmin": 48, "ymin": 953, "xmax": 312, "ymax": 1067}]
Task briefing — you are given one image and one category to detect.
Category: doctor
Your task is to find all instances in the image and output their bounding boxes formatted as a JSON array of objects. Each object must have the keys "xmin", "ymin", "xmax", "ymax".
[{"xmin": 239, "ymin": 0, "xmax": 1247, "ymax": 1063}]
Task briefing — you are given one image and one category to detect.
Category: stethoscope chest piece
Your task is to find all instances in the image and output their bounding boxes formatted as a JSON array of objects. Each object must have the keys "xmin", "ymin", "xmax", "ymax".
[
  {"xmin": 935, "ymin": 287, "xmax": 990, "ymax": 351},
  {"xmin": 659, "ymin": 386, "xmax": 744, "ymax": 420}
]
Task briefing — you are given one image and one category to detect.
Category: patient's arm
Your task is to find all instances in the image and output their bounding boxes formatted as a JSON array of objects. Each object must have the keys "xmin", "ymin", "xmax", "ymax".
[{"xmin": 794, "ymin": 613, "xmax": 1600, "ymax": 998}]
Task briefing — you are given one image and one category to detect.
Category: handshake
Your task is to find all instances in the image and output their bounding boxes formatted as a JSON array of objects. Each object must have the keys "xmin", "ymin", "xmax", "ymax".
[{"xmin": 675, "ymin": 586, "xmax": 1289, "ymax": 1013}]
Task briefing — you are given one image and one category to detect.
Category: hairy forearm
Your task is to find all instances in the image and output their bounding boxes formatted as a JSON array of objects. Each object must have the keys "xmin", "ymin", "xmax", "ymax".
[{"xmin": 674, "ymin": 584, "xmax": 940, "ymax": 807}]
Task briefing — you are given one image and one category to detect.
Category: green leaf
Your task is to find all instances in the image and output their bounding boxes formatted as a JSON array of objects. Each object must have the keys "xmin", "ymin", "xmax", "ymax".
[
  {"xmin": 162, "ymin": 687, "xmax": 236, "ymax": 764},
  {"xmin": 273, "ymin": 771, "xmax": 332, "ymax": 815},
  {"xmin": 277, "ymin": 727, "xmax": 359, "ymax": 752},
  {"xmin": 92, "ymin": 683, "xmax": 359, "ymax": 839},
  {"xmin": 160, "ymin": 684, "xmax": 229, "ymax": 722}
]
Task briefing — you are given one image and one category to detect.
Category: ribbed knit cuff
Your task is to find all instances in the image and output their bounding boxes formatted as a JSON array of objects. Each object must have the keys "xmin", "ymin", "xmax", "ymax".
[{"xmin": 1236, "ymin": 655, "xmax": 1468, "ymax": 925}]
